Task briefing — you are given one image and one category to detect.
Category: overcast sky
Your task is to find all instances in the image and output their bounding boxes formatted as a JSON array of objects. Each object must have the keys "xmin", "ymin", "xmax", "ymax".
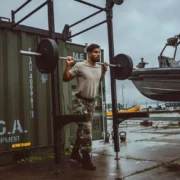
[{"xmin": 1, "ymin": 0, "xmax": 180, "ymax": 107}]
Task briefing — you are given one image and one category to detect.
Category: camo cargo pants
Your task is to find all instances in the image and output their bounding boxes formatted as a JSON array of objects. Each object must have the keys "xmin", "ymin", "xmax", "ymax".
[{"xmin": 72, "ymin": 96, "xmax": 95, "ymax": 152}]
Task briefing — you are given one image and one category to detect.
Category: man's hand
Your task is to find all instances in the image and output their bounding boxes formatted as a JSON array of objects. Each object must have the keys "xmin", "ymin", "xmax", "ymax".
[
  {"xmin": 100, "ymin": 62, "xmax": 108, "ymax": 81},
  {"xmin": 66, "ymin": 56, "xmax": 74, "ymax": 66},
  {"xmin": 102, "ymin": 62, "xmax": 108, "ymax": 71},
  {"xmin": 63, "ymin": 56, "xmax": 75, "ymax": 82}
]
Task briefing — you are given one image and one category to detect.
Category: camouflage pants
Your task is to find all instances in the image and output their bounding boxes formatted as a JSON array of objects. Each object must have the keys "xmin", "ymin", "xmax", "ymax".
[{"xmin": 72, "ymin": 96, "xmax": 95, "ymax": 152}]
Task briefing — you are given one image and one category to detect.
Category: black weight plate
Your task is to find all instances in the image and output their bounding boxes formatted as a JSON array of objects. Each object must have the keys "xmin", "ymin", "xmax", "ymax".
[
  {"xmin": 113, "ymin": 54, "xmax": 133, "ymax": 80},
  {"xmin": 112, "ymin": 0, "xmax": 124, "ymax": 5},
  {"xmin": 35, "ymin": 38, "xmax": 59, "ymax": 74}
]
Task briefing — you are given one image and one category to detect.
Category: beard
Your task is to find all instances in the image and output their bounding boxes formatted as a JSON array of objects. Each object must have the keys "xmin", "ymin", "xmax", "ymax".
[{"xmin": 91, "ymin": 56, "xmax": 100, "ymax": 62}]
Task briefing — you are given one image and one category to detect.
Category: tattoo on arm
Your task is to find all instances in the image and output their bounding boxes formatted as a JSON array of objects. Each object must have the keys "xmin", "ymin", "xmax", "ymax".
[{"xmin": 100, "ymin": 70, "xmax": 106, "ymax": 81}]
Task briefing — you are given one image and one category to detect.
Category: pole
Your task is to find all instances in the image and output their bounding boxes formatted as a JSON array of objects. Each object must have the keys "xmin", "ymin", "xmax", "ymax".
[
  {"xmin": 99, "ymin": 45, "xmax": 107, "ymax": 141},
  {"xmin": 106, "ymin": 0, "xmax": 120, "ymax": 160},
  {"xmin": 122, "ymin": 85, "xmax": 124, "ymax": 109},
  {"xmin": 47, "ymin": 0, "xmax": 61, "ymax": 171}
]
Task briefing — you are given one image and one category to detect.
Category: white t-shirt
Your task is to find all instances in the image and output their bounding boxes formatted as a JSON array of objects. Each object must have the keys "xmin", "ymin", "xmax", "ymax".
[{"xmin": 69, "ymin": 60, "xmax": 102, "ymax": 99}]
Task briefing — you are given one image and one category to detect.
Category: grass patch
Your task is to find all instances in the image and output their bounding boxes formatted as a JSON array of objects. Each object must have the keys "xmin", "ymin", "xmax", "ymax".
[
  {"xmin": 161, "ymin": 158, "xmax": 180, "ymax": 169},
  {"xmin": 125, "ymin": 154, "xmax": 146, "ymax": 161},
  {"xmin": 122, "ymin": 158, "xmax": 180, "ymax": 178},
  {"xmin": 162, "ymin": 126, "xmax": 180, "ymax": 129},
  {"xmin": 152, "ymin": 124, "xmax": 180, "ymax": 129},
  {"xmin": 18, "ymin": 147, "xmax": 72, "ymax": 163},
  {"xmin": 100, "ymin": 151, "xmax": 114, "ymax": 156},
  {"xmin": 18, "ymin": 153, "xmax": 55, "ymax": 163},
  {"xmin": 133, "ymin": 164, "xmax": 159, "ymax": 174},
  {"xmin": 100, "ymin": 152, "xmax": 147, "ymax": 161},
  {"xmin": 121, "ymin": 164, "xmax": 160, "ymax": 179},
  {"xmin": 135, "ymin": 139, "xmax": 149, "ymax": 142},
  {"xmin": 64, "ymin": 147, "xmax": 72, "ymax": 156}
]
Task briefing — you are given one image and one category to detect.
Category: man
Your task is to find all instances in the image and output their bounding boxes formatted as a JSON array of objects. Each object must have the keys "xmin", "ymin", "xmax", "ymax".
[{"xmin": 63, "ymin": 44, "xmax": 108, "ymax": 170}]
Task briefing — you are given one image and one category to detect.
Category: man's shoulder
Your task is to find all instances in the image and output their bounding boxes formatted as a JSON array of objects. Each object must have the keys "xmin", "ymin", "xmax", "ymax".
[
  {"xmin": 76, "ymin": 60, "xmax": 101, "ymax": 69},
  {"xmin": 75, "ymin": 60, "xmax": 86, "ymax": 66},
  {"xmin": 72, "ymin": 61, "xmax": 84, "ymax": 70},
  {"xmin": 75, "ymin": 60, "xmax": 89, "ymax": 67}
]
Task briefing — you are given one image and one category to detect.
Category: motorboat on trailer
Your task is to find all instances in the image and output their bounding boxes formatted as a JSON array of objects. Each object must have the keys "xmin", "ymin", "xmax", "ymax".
[{"xmin": 128, "ymin": 34, "xmax": 180, "ymax": 101}]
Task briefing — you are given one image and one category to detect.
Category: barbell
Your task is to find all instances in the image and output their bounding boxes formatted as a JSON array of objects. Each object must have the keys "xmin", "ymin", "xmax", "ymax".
[
  {"xmin": 19, "ymin": 38, "xmax": 133, "ymax": 80},
  {"xmin": 20, "ymin": 50, "xmax": 118, "ymax": 67}
]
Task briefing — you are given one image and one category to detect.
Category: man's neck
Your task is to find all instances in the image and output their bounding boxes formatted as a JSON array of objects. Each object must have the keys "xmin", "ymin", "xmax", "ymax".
[{"xmin": 88, "ymin": 58, "xmax": 96, "ymax": 66}]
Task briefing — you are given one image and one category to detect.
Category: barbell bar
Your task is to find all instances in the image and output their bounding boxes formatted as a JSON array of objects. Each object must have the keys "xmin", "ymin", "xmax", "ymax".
[
  {"xmin": 19, "ymin": 50, "xmax": 117, "ymax": 67},
  {"xmin": 19, "ymin": 38, "xmax": 133, "ymax": 79}
]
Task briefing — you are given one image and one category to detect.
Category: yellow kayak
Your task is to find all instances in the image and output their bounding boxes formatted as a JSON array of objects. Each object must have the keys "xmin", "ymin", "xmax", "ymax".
[{"xmin": 106, "ymin": 105, "xmax": 141, "ymax": 116}]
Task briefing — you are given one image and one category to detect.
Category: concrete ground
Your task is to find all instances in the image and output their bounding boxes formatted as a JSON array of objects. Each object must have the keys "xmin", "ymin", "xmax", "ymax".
[{"xmin": 0, "ymin": 119, "xmax": 180, "ymax": 180}]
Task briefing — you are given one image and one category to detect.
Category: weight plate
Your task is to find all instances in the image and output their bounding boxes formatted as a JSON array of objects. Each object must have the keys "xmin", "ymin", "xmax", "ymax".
[
  {"xmin": 35, "ymin": 38, "xmax": 59, "ymax": 74},
  {"xmin": 112, "ymin": 0, "xmax": 124, "ymax": 5},
  {"xmin": 113, "ymin": 54, "xmax": 133, "ymax": 80}
]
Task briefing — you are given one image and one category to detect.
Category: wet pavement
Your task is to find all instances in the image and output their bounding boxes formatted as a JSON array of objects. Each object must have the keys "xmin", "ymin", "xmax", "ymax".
[{"xmin": 0, "ymin": 118, "xmax": 180, "ymax": 180}]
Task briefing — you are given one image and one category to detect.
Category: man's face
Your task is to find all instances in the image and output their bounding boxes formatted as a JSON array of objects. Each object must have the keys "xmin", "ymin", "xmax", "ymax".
[{"xmin": 88, "ymin": 48, "xmax": 100, "ymax": 62}]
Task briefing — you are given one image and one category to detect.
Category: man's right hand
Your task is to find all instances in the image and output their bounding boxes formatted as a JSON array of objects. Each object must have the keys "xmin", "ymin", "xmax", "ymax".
[
  {"xmin": 66, "ymin": 56, "xmax": 74, "ymax": 66},
  {"xmin": 63, "ymin": 56, "xmax": 75, "ymax": 82}
]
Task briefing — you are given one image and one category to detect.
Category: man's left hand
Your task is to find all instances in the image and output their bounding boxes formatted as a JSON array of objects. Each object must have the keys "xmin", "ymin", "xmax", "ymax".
[{"xmin": 102, "ymin": 62, "xmax": 108, "ymax": 71}]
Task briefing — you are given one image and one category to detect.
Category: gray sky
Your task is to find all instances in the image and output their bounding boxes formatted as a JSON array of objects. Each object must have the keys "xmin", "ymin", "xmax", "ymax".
[{"xmin": 1, "ymin": 0, "xmax": 180, "ymax": 107}]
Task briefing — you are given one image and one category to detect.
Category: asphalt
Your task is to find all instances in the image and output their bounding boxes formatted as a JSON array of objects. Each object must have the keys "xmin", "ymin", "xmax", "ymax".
[{"xmin": 0, "ymin": 118, "xmax": 180, "ymax": 180}]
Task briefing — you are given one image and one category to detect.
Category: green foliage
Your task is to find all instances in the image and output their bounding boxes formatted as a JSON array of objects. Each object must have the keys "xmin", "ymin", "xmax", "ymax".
[{"xmin": 18, "ymin": 153, "xmax": 55, "ymax": 163}]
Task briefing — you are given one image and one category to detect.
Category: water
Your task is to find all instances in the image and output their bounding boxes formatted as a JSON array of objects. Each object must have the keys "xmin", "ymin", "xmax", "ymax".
[
  {"xmin": 150, "ymin": 112, "xmax": 180, "ymax": 117},
  {"xmin": 107, "ymin": 112, "xmax": 180, "ymax": 130},
  {"xmin": 107, "ymin": 112, "xmax": 180, "ymax": 120}
]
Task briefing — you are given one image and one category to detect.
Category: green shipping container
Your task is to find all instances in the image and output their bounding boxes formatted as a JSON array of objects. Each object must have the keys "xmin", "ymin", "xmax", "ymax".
[{"xmin": 0, "ymin": 20, "xmax": 107, "ymax": 165}]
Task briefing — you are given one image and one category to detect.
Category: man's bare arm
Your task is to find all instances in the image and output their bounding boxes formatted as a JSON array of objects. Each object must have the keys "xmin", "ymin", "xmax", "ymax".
[
  {"xmin": 63, "ymin": 65, "xmax": 74, "ymax": 82},
  {"xmin": 63, "ymin": 56, "xmax": 75, "ymax": 82},
  {"xmin": 100, "ymin": 70, "xmax": 106, "ymax": 81}
]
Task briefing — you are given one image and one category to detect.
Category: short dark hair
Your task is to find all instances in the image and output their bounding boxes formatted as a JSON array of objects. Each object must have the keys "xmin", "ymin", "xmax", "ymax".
[{"xmin": 86, "ymin": 44, "xmax": 100, "ymax": 53}]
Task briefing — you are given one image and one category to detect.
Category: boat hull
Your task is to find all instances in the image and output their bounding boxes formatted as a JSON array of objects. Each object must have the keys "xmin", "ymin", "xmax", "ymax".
[{"xmin": 128, "ymin": 68, "xmax": 180, "ymax": 101}]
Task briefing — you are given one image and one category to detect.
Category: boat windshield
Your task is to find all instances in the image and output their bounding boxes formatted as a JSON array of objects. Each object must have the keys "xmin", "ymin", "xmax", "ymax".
[{"xmin": 158, "ymin": 35, "xmax": 180, "ymax": 68}]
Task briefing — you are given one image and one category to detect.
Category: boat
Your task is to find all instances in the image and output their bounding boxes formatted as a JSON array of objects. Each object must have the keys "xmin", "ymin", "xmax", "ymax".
[
  {"xmin": 128, "ymin": 34, "xmax": 180, "ymax": 101},
  {"xmin": 106, "ymin": 105, "xmax": 141, "ymax": 116}
]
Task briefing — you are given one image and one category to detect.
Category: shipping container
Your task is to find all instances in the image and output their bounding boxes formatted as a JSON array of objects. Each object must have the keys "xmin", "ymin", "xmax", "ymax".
[
  {"xmin": 0, "ymin": 20, "xmax": 107, "ymax": 165},
  {"xmin": 0, "ymin": 21, "xmax": 55, "ymax": 165}
]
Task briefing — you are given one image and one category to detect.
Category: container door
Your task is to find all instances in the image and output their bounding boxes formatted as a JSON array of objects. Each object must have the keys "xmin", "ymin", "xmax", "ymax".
[{"xmin": 65, "ymin": 42, "xmax": 107, "ymax": 142}]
